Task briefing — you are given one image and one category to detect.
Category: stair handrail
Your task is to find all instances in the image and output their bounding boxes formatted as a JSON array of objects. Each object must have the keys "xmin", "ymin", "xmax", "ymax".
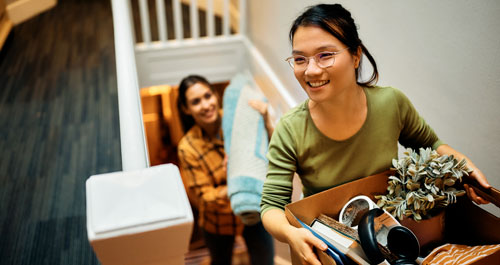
[{"xmin": 111, "ymin": 0, "xmax": 150, "ymax": 171}]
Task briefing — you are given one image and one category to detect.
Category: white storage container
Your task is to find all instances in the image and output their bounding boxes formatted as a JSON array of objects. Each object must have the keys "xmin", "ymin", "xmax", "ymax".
[{"xmin": 86, "ymin": 164, "xmax": 193, "ymax": 265}]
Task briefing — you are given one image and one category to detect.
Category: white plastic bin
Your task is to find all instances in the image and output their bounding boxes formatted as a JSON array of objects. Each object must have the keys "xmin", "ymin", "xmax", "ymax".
[{"xmin": 86, "ymin": 164, "xmax": 193, "ymax": 265}]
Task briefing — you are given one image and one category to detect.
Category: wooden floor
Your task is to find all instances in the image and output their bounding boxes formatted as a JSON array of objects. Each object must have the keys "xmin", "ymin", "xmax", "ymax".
[{"xmin": 0, "ymin": 0, "xmax": 254, "ymax": 264}]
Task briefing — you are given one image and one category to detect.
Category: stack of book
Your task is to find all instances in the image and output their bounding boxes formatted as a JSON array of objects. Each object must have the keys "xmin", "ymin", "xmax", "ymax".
[{"xmin": 310, "ymin": 214, "xmax": 370, "ymax": 265}]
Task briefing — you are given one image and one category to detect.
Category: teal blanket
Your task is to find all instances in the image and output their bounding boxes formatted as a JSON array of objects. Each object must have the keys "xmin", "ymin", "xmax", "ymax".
[{"xmin": 222, "ymin": 73, "xmax": 268, "ymax": 225}]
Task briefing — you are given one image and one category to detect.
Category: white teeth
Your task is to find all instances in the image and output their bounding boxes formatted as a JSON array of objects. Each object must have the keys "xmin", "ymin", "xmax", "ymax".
[{"xmin": 308, "ymin": 80, "xmax": 329, "ymax": 87}]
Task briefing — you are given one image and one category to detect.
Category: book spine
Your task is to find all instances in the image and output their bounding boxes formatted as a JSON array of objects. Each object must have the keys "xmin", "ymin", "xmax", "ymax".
[{"xmin": 295, "ymin": 217, "xmax": 354, "ymax": 265}]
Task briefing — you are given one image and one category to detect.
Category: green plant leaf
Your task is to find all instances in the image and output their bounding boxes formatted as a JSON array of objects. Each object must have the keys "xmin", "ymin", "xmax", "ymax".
[
  {"xmin": 379, "ymin": 148, "xmax": 468, "ymax": 221},
  {"xmin": 444, "ymin": 178, "xmax": 456, "ymax": 186}
]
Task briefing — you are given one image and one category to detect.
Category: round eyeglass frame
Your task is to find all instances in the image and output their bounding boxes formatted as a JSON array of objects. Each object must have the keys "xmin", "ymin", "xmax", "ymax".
[{"xmin": 285, "ymin": 47, "xmax": 350, "ymax": 70}]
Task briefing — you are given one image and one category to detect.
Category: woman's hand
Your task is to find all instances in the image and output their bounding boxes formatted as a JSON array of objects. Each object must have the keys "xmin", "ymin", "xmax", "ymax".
[
  {"xmin": 436, "ymin": 144, "xmax": 491, "ymax": 204},
  {"xmin": 248, "ymin": 99, "xmax": 269, "ymax": 116},
  {"xmin": 286, "ymin": 227, "xmax": 328, "ymax": 265},
  {"xmin": 262, "ymin": 209, "xmax": 327, "ymax": 265},
  {"xmin": 464, "ymin": 166, "xmax": 491, "ymax": 204},
  {"xmin": 248, "ymin": 99, "xmax": 274, "ymax": 137},
  {"xmin": 217, "ymin": 185, "xmax": 228, "ymax": 199}
]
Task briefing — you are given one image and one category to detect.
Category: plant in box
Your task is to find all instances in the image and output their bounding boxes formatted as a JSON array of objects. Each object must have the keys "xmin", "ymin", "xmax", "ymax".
[{"xmin": 375, "ymin": 147, "xmax": 472, "ymax": 222}]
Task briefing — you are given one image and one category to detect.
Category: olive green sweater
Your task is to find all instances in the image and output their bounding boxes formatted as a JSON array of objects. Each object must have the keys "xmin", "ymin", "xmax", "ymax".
[{"xmin": 260, "ymin": 86, "xmax": 443, "ymax": 216}]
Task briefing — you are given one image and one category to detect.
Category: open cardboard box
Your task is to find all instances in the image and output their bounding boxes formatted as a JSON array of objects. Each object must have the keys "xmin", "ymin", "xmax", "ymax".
[{"xmin": 285, "ymin": 171, "xmax": 500, "ymax": 265}]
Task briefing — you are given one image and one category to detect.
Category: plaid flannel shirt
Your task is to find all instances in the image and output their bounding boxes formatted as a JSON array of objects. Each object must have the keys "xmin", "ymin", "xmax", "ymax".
[{"xmin": 178, "ymin": 124, "xmax": 243, "ymax": 235}]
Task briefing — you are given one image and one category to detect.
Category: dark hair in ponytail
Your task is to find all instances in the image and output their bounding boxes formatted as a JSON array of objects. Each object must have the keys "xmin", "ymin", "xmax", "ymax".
[
  {"xmin": 289, "ymin": 4, "xmax": 378, "ymax": 87},
  {"xmin": 177, "ymin": 75, "xmax": 213, "ymax": 133}
]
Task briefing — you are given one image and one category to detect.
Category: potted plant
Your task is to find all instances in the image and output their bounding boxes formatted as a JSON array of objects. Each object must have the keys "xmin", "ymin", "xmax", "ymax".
[
  {"xmin": 375, "ymin": 147, "xmax": 471, "ymax": 222},
  {"xmin": 375, "ymin": 147, "xmax": 473, "ymax": 247}
]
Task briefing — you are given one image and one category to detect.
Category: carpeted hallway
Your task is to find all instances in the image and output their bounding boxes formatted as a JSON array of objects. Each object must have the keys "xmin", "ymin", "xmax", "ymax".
[{"xmin": 0, "ymin": 0, "xmax": 121, "ymax": 264}]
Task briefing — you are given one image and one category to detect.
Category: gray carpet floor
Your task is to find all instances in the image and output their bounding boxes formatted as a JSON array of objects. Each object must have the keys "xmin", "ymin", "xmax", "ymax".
[{"xmin": 0, "ymin": 0, "xmax": 121, "ymax": 264}]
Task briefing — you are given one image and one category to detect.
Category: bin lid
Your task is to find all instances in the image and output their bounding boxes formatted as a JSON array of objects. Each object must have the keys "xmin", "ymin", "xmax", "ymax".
[{"xmin": 87, "ymin": 164, "xmax": 187, "ymax": 234}]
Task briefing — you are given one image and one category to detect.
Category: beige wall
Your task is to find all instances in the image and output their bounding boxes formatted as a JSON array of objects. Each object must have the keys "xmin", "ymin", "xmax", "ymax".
[
  {"xmin": 247, "ymin": 0, "xmax": 500, "ymax": 216},
  {"xmin": 6, "ymin": 0, "xmax": 57, "ymax": 24}
]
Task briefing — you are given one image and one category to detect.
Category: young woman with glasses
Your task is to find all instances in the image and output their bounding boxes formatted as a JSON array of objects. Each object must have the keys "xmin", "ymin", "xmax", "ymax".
[{"xmin": 260, "ymin": 4, "xmax": 491, "ymax": 265}]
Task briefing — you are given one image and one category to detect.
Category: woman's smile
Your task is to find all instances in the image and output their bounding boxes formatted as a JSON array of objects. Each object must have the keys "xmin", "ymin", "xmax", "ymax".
[
  {"xmin": 202, "ymin": 108, "xmax": 217, "ymax": 119},
  {"xmin": 307, "ymin": 80, "xmax": 330, "ymax": 90}
]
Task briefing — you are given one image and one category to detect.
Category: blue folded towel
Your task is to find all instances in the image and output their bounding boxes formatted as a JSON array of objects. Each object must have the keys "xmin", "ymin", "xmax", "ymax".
[{"xmin": 222, "ymin": 72, "xmax": 268, "ymax": 225}]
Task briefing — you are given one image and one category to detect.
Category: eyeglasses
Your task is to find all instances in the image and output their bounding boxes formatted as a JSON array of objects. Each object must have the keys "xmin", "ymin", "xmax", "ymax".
[{"xmin": 285, "ymin": 47, "xmax": 350, "ymax": 70}]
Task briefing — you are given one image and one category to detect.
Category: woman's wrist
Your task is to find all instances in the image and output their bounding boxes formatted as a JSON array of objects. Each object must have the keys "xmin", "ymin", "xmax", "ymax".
[{"xmin": 283, "ymin": 224, "xmax": 299, "ymax": 244}]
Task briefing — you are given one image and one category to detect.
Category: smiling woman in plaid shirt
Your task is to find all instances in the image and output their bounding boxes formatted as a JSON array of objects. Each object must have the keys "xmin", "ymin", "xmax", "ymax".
[{"xmin": 176, "ymin": 75, "xmax": 274, "ymax": 265}]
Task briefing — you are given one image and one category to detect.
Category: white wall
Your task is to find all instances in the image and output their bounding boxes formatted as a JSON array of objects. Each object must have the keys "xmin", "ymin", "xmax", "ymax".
[{"xmin": 247, "ymin": 0, "xmax": 500, "ymax": 215}]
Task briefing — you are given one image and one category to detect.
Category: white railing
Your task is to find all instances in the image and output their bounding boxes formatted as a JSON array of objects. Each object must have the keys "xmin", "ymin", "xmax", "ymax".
[
  {"xmin": 111, "ymin": 0, "xmax": 150, "ymax": 171},
  {"xmin": 173, "ymin": 0, "xmax": 183, "ymax": 41},
  {"xmin": 136, "ymin": 0, "xmax": 246, "ymax": 46},
  {"xmin": 156, "ymin": 0, "xmax": 167, "ymax": 41},
  {"xmin": 133, "ymin": 0, "xmax": 249, "ymax": 89},
  {"xmin": 207, "ymin": 0, "xmax": 215, "ymax": 37},
  {"xmin": 190, "ymin": 0, "xmax": 199, "ymax": 40}
]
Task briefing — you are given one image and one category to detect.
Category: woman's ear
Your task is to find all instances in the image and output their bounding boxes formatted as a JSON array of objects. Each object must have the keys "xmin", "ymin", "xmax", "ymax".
[
  {"xmin": 354, "ymin": 46, "xmax": 362, "ymax": 69},
  {"xmin": 181, "ymin": 104, "xmax": 191, "ymax": 116}
]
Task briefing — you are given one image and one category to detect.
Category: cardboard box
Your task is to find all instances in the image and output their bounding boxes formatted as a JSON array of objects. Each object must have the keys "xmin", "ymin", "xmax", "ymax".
[{"xmin": 285, "ymin": 171, "xmax": 500, "ymax": 265}]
